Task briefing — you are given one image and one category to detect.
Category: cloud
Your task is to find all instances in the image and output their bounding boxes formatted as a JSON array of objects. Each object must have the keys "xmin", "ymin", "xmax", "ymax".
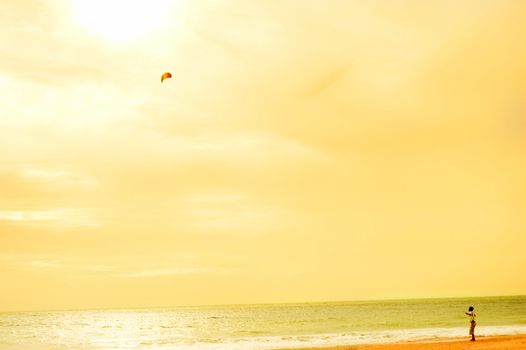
[
  {"xmin": 112, "ymin": 266, "xmax": 224, "ymax": 278},
  {"xmin": 0, "ymin": 253, "xmax": 224, "ymax": 278},
  {"xmin": 0, "ymin": 209, "xmax": 98, "ymax": 227},
  {"xmin": 20, "ymin": 167, "xmax": 96, "ymax": 187},
  {"xmin": 182, "ymin": 192, "xmax": 284, "ymax": 234},
  {"xmin": 303, "ymin": 66, "xmax": 349, "ymax": 98}
]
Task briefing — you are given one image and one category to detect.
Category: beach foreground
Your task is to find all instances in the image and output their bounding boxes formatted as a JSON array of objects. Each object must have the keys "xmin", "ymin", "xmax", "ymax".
[{"xmin": 296, "ymin": 335, "xmax": 526, "ymax": 350}]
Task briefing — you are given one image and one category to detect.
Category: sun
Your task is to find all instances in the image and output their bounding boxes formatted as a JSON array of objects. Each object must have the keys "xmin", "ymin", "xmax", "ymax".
[{"xmin": 73, "ymin": 0, "xmax": 171, "ymax": 42}]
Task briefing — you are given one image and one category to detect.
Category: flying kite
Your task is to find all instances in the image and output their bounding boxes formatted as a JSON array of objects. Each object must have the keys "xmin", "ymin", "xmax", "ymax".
[{"xmin": 161, "ymin": 72, "xmax": 172, "ymax": 83}]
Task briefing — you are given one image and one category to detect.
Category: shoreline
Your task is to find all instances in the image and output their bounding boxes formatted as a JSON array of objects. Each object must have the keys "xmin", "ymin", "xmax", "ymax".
[{"xmin": 291, "ymin": 334, "xmax": 526, "ymax": 350}]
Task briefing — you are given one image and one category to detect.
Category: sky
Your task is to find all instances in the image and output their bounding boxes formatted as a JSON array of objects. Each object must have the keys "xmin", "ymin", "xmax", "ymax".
[{"xmin": 1, "ymin": 0, "xmax": 526, "ymax": 312}]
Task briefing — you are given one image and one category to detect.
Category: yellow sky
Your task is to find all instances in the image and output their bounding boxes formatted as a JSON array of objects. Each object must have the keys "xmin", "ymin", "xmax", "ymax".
[{"xmin": 1, "ymin": 0, "xmax": 526, "ymax": 312}]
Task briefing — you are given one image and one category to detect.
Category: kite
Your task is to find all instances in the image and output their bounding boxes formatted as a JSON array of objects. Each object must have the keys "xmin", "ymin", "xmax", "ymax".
[{"xmin": 161, "ymin": 72, "xmax": 172, "ymax": 83}]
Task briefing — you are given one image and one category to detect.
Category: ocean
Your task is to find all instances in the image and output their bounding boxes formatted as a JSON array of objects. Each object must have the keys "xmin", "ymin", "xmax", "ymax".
[{"xmin": 0, "ymin": 295, "xmax": 525, "ymax": 349}]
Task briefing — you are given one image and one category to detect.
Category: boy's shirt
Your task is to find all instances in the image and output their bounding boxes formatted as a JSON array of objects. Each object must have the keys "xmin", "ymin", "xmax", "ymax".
[{"xmin": 467, "ymin": 311, "xmax": 476, "ymax": 322}]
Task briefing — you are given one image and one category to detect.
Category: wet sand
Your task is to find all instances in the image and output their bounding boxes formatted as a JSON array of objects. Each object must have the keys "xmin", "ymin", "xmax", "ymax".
[{"xmin": 295, "ymin": 334, "xmax": 526, "ymax": 350}]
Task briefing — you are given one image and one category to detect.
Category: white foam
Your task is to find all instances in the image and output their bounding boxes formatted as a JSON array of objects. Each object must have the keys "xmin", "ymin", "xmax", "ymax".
[{"xmin": 160, "ymin": 325, "xmax": 526, "ymax": 350}]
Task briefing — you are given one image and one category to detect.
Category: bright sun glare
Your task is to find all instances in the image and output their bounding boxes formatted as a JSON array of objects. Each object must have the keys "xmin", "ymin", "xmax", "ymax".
[{"xmin": 73, "ymin": 0, "xmax": 170, "ymax": 42}]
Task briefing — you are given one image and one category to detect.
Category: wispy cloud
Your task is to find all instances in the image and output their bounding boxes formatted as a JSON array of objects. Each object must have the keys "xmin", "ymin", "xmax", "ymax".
[
  {"xmin": 21, "ymin": 167, "xmax": 96, "ymax": 187},
  {"xmin": 185, "ymin": 193, "xmax": 246, "ymax": 203},
  {"xmin": 183, "ymin": 192, "xmax": 283, "ymax": 234},
  {"xmin": 189, "ymin": 208, "xmax": 275, "ymax": 232},
  {"xmin": 304, "ymin": 66, "xmax": 349, "ymax": 98},
  {"xmin": 112, "ymin": 266, "xmax": 224, "ymax": 278},
  {"xmin": 0, "ymin": 254, "xmax": 226, "ymax": 278},
  {"xmin": 0, "ymin": 209, "xmax": 98, "ymax": 227}
]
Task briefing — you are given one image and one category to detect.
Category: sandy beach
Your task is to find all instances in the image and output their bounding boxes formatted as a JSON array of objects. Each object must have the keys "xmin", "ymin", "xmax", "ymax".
[{"xmin": 296, "ymin": 335, "xmax": 526, "ymax": 350}]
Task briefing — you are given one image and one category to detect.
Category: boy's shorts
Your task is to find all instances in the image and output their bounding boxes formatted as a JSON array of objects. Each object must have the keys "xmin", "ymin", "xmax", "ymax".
[{"xmin": 469, "ymin": 321, "xmax": 476, "ymax": 335}]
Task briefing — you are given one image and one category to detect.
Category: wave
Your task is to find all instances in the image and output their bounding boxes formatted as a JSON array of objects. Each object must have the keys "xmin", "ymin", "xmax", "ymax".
[{"xmin": 159, "ymin": 325, "xmax": 526, "ymax": 350}]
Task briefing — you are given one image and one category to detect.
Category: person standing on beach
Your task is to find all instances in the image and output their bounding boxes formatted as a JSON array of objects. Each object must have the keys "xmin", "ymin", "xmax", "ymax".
[{"xmin": 465, "ymin": 306, "xmax": 476, "ymax": 341}]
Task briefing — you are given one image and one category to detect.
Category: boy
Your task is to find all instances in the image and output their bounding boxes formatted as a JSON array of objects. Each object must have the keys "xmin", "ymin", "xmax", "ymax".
[{"xmin": 465, "ymin": 306, "xmax": 476, "ymax": 341}]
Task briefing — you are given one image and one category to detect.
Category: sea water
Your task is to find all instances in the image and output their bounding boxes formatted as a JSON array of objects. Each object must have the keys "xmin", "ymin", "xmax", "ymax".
[{"xmin": 0, "ymin": 295, "xmax": 525, "ymax": 349}]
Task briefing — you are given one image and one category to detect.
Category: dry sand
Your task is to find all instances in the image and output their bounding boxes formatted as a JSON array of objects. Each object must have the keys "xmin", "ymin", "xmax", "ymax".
[{"xmin": 295, "ymin": 335, "xmax": 526, "ymax": 350}]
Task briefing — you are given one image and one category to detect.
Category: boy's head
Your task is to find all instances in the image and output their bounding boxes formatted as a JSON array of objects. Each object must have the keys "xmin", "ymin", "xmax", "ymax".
[{"xmin": 468, "ymin": 306, "xmax": 474, "ymax": 311}]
